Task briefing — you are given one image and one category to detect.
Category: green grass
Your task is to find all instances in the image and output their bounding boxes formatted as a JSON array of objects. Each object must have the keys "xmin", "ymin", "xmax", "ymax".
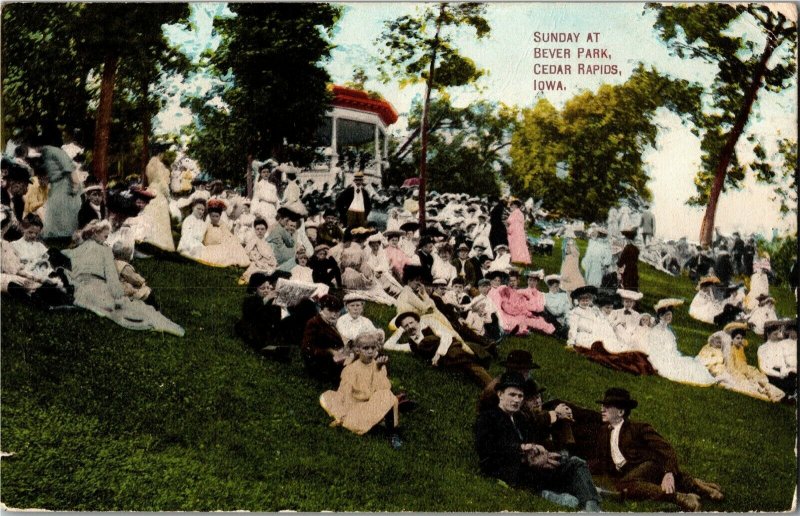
[{"xmin": 1, "ymin": 237, "xmax": 796, "ymax": 511}]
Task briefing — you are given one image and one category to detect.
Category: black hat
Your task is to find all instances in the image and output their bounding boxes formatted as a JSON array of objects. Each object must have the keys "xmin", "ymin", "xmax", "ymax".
[
  {"xmin": 323, "ymin": 208, "xmax": 338, "ymax": 218},
  {"xmin": 485, "ymin": 270, "xmax": 508, "ymax": 281},
  {"xmin": 570, "ymin": 285, "xmax": 598, "ymax": 300},
  {"xmin": 247, "ymin": 272, "xmax": 270, "ymax": 293},
  {"xmin": 318, "ymin": 294, "xmax": 343, "ymax": 311},
  {"xmin": 402, "ymin": 264, "xmax": 426, "ymax": 284},
  {"xmin": 523, "ymin": 379, "xmax": 547, "ymax": 398},
  {"xmin": 500, "ymin": 349, "xmax": 540, "ymax": 371},
  {"xmin": 596, "ymin": 294, "xmax": 619, "ymax": 307},
  {"xmin": 763, "ymin": 320, "xmax": 784, "ymax": 336},
  {"xmin": 621, "ymin": 228, "xmax": 638, "ymax": 239},
  {"xmin": 395, "ymin": 311, "xmax": 420, "ymax": 325},
  {"xmin": 495, "ymin": 371, "xmax": 526, "ymax": 392},
  {"xmin": 597, "ymin": 387, "xmax": 638, "ymax": 410},
  {"xmin": 400, "ymin": 222, "xmax": 420, "ymax": 232},
  {"xmin": 4, "ymin": 161, "xmax": 32, "ymax": 183}
]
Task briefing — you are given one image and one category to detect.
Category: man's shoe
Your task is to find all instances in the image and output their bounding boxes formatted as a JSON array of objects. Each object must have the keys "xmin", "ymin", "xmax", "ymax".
[
  {"xmin": 676, "ymin": 492, "xmax": 701, "ymax": 512},
  {"xmin": 389, "ymin": 433, "xmax": 403, "ymax": 450}
]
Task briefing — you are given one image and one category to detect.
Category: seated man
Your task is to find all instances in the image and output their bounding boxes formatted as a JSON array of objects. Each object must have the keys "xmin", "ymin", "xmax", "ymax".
[
  {"xmin": 589, "ymin": 388, "xmax": 723, "ymax": 512},
  {"xmin": 301, "ymin": 294, "xmax": 348, "ymax": 385},
  {"xmin": 384, "ymin": 311, "xmax": 492, "ymax": 386},
  {"xmin": 475, "ymin": 372, "xmax": 602, "ymax": 511},
  {"xmin": 757, "ymin": 320, "xmax": 797, "ymax": 400}
]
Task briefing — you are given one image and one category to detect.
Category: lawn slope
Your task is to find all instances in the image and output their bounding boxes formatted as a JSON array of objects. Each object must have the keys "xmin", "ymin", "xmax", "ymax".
[{"xmin": 1, "ymin": 239, "xmax": 796, "ymax": 511}]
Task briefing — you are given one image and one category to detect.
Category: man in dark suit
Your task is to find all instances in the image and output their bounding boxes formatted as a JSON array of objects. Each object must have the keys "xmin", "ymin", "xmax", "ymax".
[
  {"xmin": 317, "ymin": 209, "xmax": 344, "ymax": 247},
  {"xmin": 475, "ymin": 372, "xmax": 601, "ymax": 511},
  {"xmin": 617, "ymin": 229, "xmax": 640, "ymax": 291},
  {"xmin": 416, "ymin": 236, "xmax": 435, "ymax": 284},
  {"xmin": 335, "ymin": 171, "xmax": 371, "ymax": 228},
  {"xmin": 452, "ymin": 243, "xmax": 479, "ymax": 286},
  {"xmin": 301, "ymin": 294, "xmax": 347, "ymax": 385},
  {"xmin": 77, "ymin": 184, "xmax": 107, "ymax": 228},
  {"xmin": 589, "ymin": 388, "xmax": 723, "ymax": 511}
]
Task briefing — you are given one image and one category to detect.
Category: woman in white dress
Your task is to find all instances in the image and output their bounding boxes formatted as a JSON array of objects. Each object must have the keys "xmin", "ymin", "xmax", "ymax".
[
  {"xmin": 177, "ymin": 198, "xmax": 208, "ymax": 259},
  {"xmin": 645, "ymin": 299, "xmax": 716, "ymax": 386},
  {"xmin": 747, "ymin": 295, "xmax": 778, "ymax": 336},
  {"xmin": 688, "ymin": 276, "xmax": 724, "ymax": 324},
  {"xmin": 744, "ymin": 257, "xmax": 771, "ymax": 311},
  {"xmin": 431, "ymin": 244, "xmax": 458, "ymax": 285},
  {"xmin": 136, "ymin": 152, "xmax": 176, "ymax": 251},
  {"xmin": 251, "ymin": 166, "xmax": 279, "ymax": 226}
]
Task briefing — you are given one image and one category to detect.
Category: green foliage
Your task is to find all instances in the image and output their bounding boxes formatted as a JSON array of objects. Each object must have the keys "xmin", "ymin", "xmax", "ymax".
[
  {"xmin": 187, "ymin": 3, "xmax": 341, "ymax": 181},
  {"xmin": 375, "ymin": 3, "xmax": 489, "ymax": 91},
  {"xmin": 509, "ymin": 65, "xmax": 702, "ymax": 221},
  {"xmin": 389, "ymin": 96, "xmax": 514, "ymax": 196},
  {"xmin": 1, "ymin": 3, "xmax": 190, "ymax": 178},
  {"xmin": 1, "ymin": 244, "xmax": 795, "ymax": 511},
  {"xmin": 758, "ymin": 234, "xmax": 798, "ymax": 287},
  {"xmin": 647, "ymin": 3, "xmax": 797, "ymax": 207}
]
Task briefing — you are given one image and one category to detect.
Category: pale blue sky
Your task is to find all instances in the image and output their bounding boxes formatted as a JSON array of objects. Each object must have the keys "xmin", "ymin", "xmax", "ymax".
[{"xmin": 157, "ymin": 2, "xmax": 797, "ymax": 241}]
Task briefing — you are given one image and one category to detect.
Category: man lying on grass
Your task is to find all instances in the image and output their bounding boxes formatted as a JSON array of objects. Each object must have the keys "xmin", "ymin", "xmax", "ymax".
[
  {"xmin": 589, "ymin": 388, "xmax": 723, "ymax": 512},
  {"xmin": 475, "ymin": 372, "xmax": 602, "ymax": 511}
]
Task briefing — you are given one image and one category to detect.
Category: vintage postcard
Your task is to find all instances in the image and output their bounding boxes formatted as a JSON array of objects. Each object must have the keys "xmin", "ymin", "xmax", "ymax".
[{"xmin": 1, "ymin": 1, "xmax": 796, "ymax": 512}]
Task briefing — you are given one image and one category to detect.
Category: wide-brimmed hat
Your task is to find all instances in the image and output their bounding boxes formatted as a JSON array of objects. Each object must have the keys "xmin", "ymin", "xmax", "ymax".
[
  {"xmin": 597, "ymin": 387, "xmax": 638, "ymax": 409},
  {"xmin": 431, "ymin": 278, "xmax": 448, "ymax": 286},
  {"xmin": 621, "ymin": 228, "xmax": 638, "ymax": 239},
  {"xmin": 544, "ymin": 274, "xmax": 561, "ymax": 285},
  {"xmin": 499, "ymin": 349, "xmax": 540, "ymax": 371},
  {"xmin": 696, "ymin": 276, "xmax": 721, "ymax": 290},
  {"xmin": 402, "ymin": 264, "xmax": 426, "ymax": 283},
  {"xmin": 654, "ymin": 298, "xmax": 684, "ymax": 314},
  {"xmin": 527, "ymin": 269, "xmax": 545, "ymax": 280},
  {"xmin": 723, "ymin": 321, "xmax": 749, "ymax": 337},
  {"xmin": 485, "ymin": 270, "xmax": 508, "ymax": 281},
  {"xmin": 495, "ymin": 371, "xmax": 527, "ymax": 392},
  {"xmin": 756, "ymin": 294, "xmax": 775, "ymax": 305},
  {"xmin": 457, "ymin": 243, "xmax": 470, "ymax": 251},
  {"xmin": 395, "ymin": 311, "xmax": 420, "ymax": 325},
  {"xmin": 384, "ymin": 230, "xmax": 403, "ymax": 239},
  {"xmin": 494, "ymin": 244, "xmax": 509, "ymax": 252},
  {"xmin": 617, "ymin": 289, "xmax": 643, "ymax": 301},
  {"xmin": 4, "ymin": 162, "xmax": 32, "ymax": 183},
  {"xmin": 343, "ymin": 293, "xmax": 367, "ymax": 304},
  {"xmin": 353, "ymin": 170, "xmax": 365, "ymax": 179},
  {"xmin": 763, "ymin": 320, "xmax": 784, "ymax": 335},
  {"xmin": 366, "ymin": 232, "xmax": 383, "ymax": 244},
  {"xmin": 523, "ymin": 379, "xmax": 547, "ymax": 398},
  {"xmin": 400, "ymin": 222, "xmax": 420, "ymax": 232},
  {"xmin": 570, "ymin": 285, "xmax": 598, "ymax": 300},
  {"xmin": 313, "ymin": 244, "xmax": 330, "ymax": 253}
]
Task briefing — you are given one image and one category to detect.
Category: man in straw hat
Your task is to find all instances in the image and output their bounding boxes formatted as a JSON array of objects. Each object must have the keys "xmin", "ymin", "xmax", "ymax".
[
  {"xmin": 475, "ymin": 372, "xmax": 602, "ymax": 511},
  {"xmin": 590, "ymin": 388, "xmax": 723, "ymax": 511}
]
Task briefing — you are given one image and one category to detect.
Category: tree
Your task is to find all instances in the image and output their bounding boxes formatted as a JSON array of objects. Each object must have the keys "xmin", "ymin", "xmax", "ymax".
[
  {"xmin": 647, "ymin": 3, "xmax": 797, "ymax": 246},
  {"xmin": 509, "ymin": 65, "xmax": 701, "ymax": 222},
  {"xmin": 376, "ymin": 3, "xmax": 490, "ymax": 225},
  {"xmin": 1, "ymin": 4, "xmax": 189, "ymax": 183},
  {"xmin": 389, "ymin": 96, "xmax": 515, "ymax": 197},
  {"xmin": 1, "ymin": 4, "xmax": 93, "ymax": 144},
  {"xmin": 80, "ymin": 4, "xmax": 189, "ymax": 184},
  {"xmin": 187, "ymin": 3, "xmax": 340, "ymax": 192}
]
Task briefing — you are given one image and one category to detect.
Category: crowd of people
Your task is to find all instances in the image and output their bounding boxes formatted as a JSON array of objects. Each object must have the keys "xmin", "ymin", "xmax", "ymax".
[{"xmin": 2, "ymin": 138, "xmax": 797, "ymax": 511}]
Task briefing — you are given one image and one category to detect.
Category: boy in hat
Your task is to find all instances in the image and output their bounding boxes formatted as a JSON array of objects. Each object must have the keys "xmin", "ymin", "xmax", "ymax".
[
  {"xmin": 301, "ymin": 294, "xmax": 348, "ymax": 385},
  {"xmin": 318, "ymin": 208, "xmax": 344, "ymax": 247},
  {"xmin": 336, "ymin": 293, "xmax": 378, "ymax": 348},
  {"xmin": 77, "ymin": 181, "xmax": 106, "ymax": 228},
  {"xmin": 475, "ymin": 372, "xmax": 602, "ymax": 511},
  {"xmin": 308, "ymin": 244, "xmax": 342, "ymax": 289},
  {"xmin": 590, "ymin": 388, "xmax": 723, "ymax": 511}
]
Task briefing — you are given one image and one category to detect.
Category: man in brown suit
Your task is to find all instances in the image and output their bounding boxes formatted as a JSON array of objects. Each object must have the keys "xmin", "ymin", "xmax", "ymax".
[{"xmin": 589, "ymin": 388, "xmax": 723, "ymax": 512}]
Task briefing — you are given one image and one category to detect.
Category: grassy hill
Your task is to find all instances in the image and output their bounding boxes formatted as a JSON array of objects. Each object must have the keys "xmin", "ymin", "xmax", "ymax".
[{"xmin": 1, "ymin": 238, "xmax": 796, "ymax": 511}]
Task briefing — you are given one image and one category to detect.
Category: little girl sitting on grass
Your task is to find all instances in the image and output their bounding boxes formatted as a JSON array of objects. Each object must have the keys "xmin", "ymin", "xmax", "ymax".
[{"xmin": 320, "ymin": 330, "xmax": 402, "ymax": 449}]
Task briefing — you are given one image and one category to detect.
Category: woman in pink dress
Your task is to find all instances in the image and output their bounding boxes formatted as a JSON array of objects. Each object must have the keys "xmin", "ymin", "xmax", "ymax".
[
  {"xmin": 383, "ymin": 230, "xmax": 410, "ymax": 282},
  {"xmin": 506, "ymin": 199, "xmax": 531, "ymax": 265}
]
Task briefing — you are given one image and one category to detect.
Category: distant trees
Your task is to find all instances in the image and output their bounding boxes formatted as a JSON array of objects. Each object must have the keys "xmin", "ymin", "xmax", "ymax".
[
  {"xmin": 509, "ymin": 66, "xmax": 701, "ymax": 222},
  {"xmin": 647, "ymin": 3, "xmax": 797, "ymax": 246}
]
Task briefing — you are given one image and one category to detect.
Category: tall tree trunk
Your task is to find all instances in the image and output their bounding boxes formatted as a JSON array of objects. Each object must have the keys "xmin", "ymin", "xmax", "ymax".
[
  {"xmin": 92, "ymin": 53, "xmax": 119, "ymax": 186},
  {"xmin": 699, "ymin": 33, "xmax": 777, "ymax": 246},
  {"xmin": 418, "ymin": 3, "xmax": 445, "ymax": 228},
  {"xmin": 140, "ymin": 77, "xmax": 151, "ymax": 187}
]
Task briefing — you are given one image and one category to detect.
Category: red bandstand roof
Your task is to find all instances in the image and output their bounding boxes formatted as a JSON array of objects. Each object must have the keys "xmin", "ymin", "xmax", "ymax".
[{"xmin": 331, "ymin": 85, "xmax": 398, "ymax": 126}]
